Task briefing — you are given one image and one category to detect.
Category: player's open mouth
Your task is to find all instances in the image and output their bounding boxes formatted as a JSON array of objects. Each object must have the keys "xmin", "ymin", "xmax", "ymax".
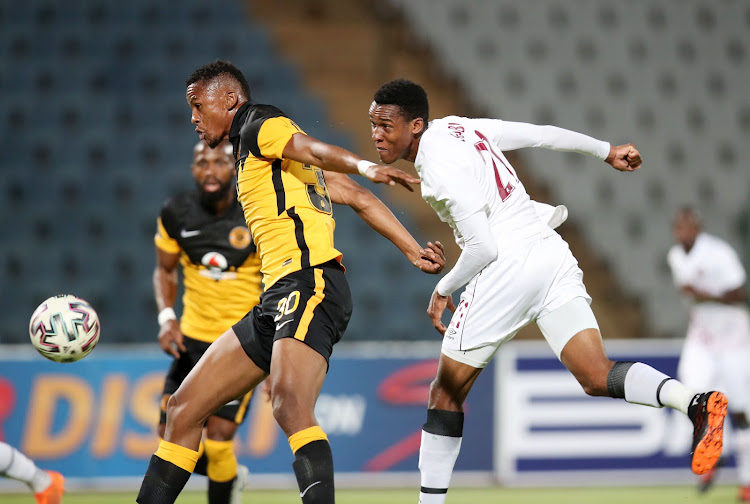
[{"xmin": 203, "ymin": 178, "xmax": 221, "ymax": 191}]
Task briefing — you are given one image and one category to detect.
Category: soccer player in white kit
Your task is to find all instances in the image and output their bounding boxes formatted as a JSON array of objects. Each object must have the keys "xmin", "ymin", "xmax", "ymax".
[
  {"xmin": 366, "ymin": 79, "xmax": 729, "ymax": 503},
  {"xmin": 667, "ymin": 208, "xmax": 750, "ymax": 501}
]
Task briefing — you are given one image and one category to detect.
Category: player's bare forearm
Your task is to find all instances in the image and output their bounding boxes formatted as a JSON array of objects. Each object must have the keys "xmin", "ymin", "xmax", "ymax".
[
  {"xmin": 284, "ymin": 132, "xmax": 360, "ymax": 174},
  {"xmin": 325, "ymin": 171, "xmax": 444, "ymax": 273},
  {"xmin": 153, "ymin": 267, "xmax": 178, "ymax": 311},
  {"xmin": 153, "ymin": 249, "xmax": 180, "ymax": 311},
  {"xmin": 326, "ymin": 171, "xmax": 419, "ymax": 256},
  {"xmin": 284, "ymin": 133, "xmax": 419, "ymax": 190},
  {"xmin": 684, "ymin": 285, "xmax": 747, "ymax": 304}
]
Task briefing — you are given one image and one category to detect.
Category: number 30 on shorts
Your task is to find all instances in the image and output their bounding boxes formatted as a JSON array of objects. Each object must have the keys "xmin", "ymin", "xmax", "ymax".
[{"xmin": 275, "ymin": 291, "xmax": 300, "ymax": 321}]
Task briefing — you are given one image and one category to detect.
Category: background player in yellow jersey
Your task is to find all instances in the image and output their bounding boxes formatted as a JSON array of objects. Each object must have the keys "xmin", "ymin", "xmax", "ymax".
[
  {"xmin": 154, "ymin": 139, "xmax": 259, "ymax": 504},
  {"xmin": 137, "ymin": 61, "xmax": 444, "ymax": 504}
]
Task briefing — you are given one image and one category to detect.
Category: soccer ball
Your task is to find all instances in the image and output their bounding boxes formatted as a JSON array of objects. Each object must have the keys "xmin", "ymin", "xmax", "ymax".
[{"xmin": 29, "ymin": 294, "xmax": 100, "ymax": 363}]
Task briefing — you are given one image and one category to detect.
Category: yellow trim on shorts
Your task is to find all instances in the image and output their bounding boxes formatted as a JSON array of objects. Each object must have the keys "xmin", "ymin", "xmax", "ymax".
[
  {"xmin": 154, "ymin": 440, "xmax": 199, "ymax": 473},
  {"xmin": 293, "ymin": 268, "xmax": 326, "ymax": 342},
  {"xmin": 233, "ymin": 389, "xmax": 254, "ymax": 424},
  {"xmin": 288, "ymin": 425, "xmax": 328, "ymax": 454}
]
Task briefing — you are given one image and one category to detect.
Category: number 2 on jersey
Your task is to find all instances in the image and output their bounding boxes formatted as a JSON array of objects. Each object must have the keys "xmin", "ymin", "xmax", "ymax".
[{"xmin": 473, "ymin": 131, "xmax": 517, "ymax": 202}]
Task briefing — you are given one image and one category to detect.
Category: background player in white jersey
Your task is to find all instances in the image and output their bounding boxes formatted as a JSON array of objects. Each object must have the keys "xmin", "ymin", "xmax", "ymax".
[
  {"xmin": 667, "ymin": 207, "xmax": 750, "ymax": 502},
  {"xmin": 366, "ymin": 79, "xmax": 728, "ymax": 504}
]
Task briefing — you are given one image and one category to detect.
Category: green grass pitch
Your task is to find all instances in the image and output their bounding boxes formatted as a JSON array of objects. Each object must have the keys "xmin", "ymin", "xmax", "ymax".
[{"xmin": 0, "ymin": 485, "xmax": 741, "ymax": 503}]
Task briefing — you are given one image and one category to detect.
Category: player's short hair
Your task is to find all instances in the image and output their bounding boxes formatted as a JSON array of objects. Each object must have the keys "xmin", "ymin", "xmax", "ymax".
[
  {"xmin": 373, "ymin": 79, "xmax": 429, "ymax": 123},
  {"xmin": 676, "ymin": 206, "xmax": 701, "ymax": 224},
  {"xmin": 186, "ymin": 60, "xmax": 251, "ymax": 100}
]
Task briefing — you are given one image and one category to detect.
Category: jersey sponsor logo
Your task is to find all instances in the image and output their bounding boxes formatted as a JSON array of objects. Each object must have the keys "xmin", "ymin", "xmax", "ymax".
[
  {"xmin": 200, "ymin": 252, "xmax": 238, "ymax": 280},
  {"xmin": 229, "ymin": 226, "xmax": 252, "ymax": 249},
  {"xmin": 180, "ymin": 229, "xmax": 201, "ymax": 238},
  {"xmin": 202, "ymin": 252, "xmax": 228, "ymax": 270}
]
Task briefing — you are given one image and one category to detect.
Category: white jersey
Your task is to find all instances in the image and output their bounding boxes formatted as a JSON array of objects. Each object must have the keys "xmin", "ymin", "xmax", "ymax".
[
  {"xmin": 667, "ymin": 232, "xmax": 750, "ymax": 345},
  {"xmin": 415, "ymin": 116, "xmax": 551, "ymax": 251},
  {"xmin": 414, "ymin": 116, "xmax": 612, "ymax": 364}
]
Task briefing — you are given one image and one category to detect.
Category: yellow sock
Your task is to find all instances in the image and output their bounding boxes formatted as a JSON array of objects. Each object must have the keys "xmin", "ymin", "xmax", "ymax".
[
  {"xmin": 204, "ymin": 438, "xmax": 237, "ymax": 483},
  {"xmin": 288, "ymin": 426, "xmax": 328, "ymax": 454},
  {"xmin": 154, "ymin": 440, "xmax": 199, "ymax": 473}
]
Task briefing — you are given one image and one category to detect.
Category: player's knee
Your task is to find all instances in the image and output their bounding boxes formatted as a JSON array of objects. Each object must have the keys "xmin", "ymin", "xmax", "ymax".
[
  {"xmin": 165, "ymin": 393, "xmax": 185, "ymax": 424},
  {"xmin": 166, "ymin": 390, "xmax": 202, "ymax": 429},
  {"xmin": 271, "ymin": 389, "xmax": 304, "ymax": 429},
  {"xmin": 206, "ymin": 419, "xmax": 237, "ymax": 442},
  {"xmin": 428, "ymin": 377, "xmax": 463, "ymax": 411},
  {"xmin": 575, "ymin": 370, "xmax": 609, "ymax": 397}
]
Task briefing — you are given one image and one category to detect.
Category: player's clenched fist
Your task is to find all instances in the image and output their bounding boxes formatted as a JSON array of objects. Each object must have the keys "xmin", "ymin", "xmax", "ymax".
[{"xmin": 605, "ymin": 143, "xmax": 642, "ymax": 172}]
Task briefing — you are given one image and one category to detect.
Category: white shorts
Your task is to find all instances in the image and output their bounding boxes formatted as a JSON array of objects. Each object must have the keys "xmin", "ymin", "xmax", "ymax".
[
  {"xmin": 677, "ymin": 311, "xmax": 750, "ymax": 413},
  {"xmin": 441, "ymin": 233, "xmax": 597, "ymax": 368}
]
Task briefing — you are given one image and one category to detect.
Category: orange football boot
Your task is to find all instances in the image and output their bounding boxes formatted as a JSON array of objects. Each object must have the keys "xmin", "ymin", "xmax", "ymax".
[
  {"xmin": 689, "ymin": 391, "xmax": 728, "ymax": 475},
  {"xmin": 34, "ymin": 471, "xmax": 64, "ymax": 504}
]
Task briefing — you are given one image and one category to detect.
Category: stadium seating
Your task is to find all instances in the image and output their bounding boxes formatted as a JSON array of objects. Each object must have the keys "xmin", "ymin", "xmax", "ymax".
[
  {"xmin": 389, "ymin": 0, "xmax": 750, "ymax": 336},
  {"xmin": 0, "ymin": 0, "xmax": 437, "ymax": 344}
]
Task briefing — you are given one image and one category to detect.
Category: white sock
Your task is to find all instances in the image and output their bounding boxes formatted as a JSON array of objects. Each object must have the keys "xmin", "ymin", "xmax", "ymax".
[
  {"xmin": 623, "ymin": 363, "xmax": 692, "ymax": 412},
  {"xmin": 735, "ymin": 428, "xmax": 750, "ymax": 485},
  {"xmin": 0, "ymin": 442, "xmax": 51, "ymax": 492},
  {"xmin": 658, "ymin": 378, "xmax": 694, "ymax": 415},
  {"xmin": 418, "ymin": 431, "xmax": 462, "ymax": 504}
]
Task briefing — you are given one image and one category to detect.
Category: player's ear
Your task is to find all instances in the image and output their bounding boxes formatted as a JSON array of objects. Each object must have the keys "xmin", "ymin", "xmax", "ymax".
[
  {"xmin": 225, "ymin": 90, "xmax": 239, "ymax": 111},
  {"xmin": 411, "ymin": 117, "xmax": 425, "ymax": 135}
]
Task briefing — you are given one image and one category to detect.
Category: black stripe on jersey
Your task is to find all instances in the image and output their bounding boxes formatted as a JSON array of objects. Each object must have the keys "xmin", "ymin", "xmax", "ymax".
[
  {"xmin": 271, "ymin": 159, "xmax": 285, "ymax": 215},
  {"xmin": 242, "ymin": 105, "xmax": 285, "ymax": 158},
  {"xmin": 244, "ymin": 109, "xmax": 265, "ymax": 158},
  {"xmin": 287, "ymin": 207, "xmax": 310, "ymax": 269}
]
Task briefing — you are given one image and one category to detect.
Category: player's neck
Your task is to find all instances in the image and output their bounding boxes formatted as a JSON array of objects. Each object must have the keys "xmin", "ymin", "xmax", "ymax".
[
  {"xmin": 405, "ymin": 137, "xmax": 422, "ymax": 163},
  {"xmin": 211, "ymin": 193, "xmax": 234, "ymax": 216}
]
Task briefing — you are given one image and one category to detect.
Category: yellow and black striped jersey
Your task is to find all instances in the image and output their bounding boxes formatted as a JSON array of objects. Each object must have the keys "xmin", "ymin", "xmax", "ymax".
[
  {"xmin": 228, "ymin": 102, "xmax": 342, "ymax": 288},
  {"xmin": 154, "ymin": 191, "xmax": 262, "ymax": 343}
]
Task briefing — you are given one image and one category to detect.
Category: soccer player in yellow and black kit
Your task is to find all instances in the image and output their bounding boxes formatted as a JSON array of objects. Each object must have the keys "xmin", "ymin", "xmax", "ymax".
[
  {"xmin": 154, "ymin": 139, "xmax": 258, "ymax": 504},
  {"xmin": 137, "ymin": 61, "xmax": 445, "ymax": 504}
]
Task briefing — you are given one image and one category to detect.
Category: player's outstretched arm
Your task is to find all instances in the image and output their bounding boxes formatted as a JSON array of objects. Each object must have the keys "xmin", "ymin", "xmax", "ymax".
[
  {"xmin": 153, "ymin": 248, "xmax": 186, "ymax": 358},
  {"xmin": 499, "ymin": 122, "xmax": 642, "ymax": 172},
  {"xmin": 490, "ymin": 121, "xmax": 642, "ymax": 172},
  {"xmin": 282, "ymin": 132, "xmax": 420, "ymax": 191},
  {"xmin": 324, "ymin": 171, "xmax": 445, "ymax": 274}
]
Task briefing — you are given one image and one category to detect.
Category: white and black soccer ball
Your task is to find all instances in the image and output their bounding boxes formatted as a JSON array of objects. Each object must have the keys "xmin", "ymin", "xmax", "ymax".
[{"xmin": 29, "ymin": 294, "xmax": 100, "ymax": 363}]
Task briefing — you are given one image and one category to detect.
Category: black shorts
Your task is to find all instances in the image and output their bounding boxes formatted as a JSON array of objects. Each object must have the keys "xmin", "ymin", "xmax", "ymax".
[
  {"xmin": 160, "ymin": 335, "xmax": 254, "ymax": 425},
  {"xmin": 233, "ymin": 260, "xmax": 352, "ymax": 374}
]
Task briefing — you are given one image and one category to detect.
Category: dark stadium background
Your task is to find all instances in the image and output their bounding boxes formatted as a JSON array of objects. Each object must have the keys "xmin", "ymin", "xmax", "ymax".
[{"xmin": 1, "ymin": 0, "xmax": 749, "ymax": 501}]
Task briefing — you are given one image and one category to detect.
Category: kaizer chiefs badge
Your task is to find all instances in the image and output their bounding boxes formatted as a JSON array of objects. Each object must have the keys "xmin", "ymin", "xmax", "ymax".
[{"xmin": 229, "ymin": 226, "xmax": 251, "ymax": 249}]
